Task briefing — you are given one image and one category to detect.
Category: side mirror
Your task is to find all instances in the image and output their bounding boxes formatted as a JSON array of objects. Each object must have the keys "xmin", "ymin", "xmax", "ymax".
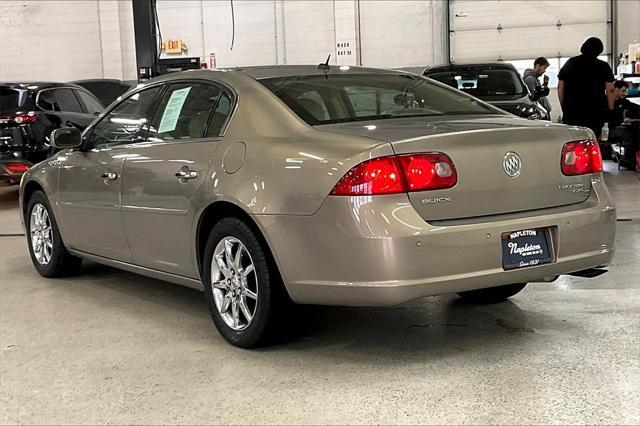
[{"xmin": 51, "ymin": 127, "xmax": 82, "ymax": 149}]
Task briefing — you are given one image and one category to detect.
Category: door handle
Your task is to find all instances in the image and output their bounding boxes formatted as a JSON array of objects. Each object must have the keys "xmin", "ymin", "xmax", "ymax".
[
  {"xmin": 101, "ymin": 170, "xmax": 118, "ymax": 182},
  {"xmin": 175, "ymin": 166, "xmax": 198, "ymax": 182}
]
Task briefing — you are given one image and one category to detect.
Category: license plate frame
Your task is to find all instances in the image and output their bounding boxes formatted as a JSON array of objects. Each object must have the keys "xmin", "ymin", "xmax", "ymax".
[{"xmin": 501, "ymin": 227, "xmax": 554, "ymax": 270}]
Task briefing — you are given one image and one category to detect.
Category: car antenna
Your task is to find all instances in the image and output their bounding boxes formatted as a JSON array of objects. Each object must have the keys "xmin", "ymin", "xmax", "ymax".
[{"xmin": 317, "ymin": 55, "xmax": 331, "ymax": 72}]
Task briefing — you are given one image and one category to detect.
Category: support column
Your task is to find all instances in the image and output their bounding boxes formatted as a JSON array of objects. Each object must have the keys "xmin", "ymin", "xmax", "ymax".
[{"xmin": 132, "ymin": 0, "xmax": 158, "ymax": 80}]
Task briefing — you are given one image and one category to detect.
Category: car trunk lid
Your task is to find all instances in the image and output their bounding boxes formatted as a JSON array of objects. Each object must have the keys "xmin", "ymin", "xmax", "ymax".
[{"xmin": 319, "ymin": 116, "xmax": 594, "ymax": 221}]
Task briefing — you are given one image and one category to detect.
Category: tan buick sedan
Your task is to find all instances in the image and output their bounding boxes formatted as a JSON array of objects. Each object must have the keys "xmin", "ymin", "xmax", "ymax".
[{"xmin": 20, "ymin": 66, "xmax": 616, "ymax": 347}]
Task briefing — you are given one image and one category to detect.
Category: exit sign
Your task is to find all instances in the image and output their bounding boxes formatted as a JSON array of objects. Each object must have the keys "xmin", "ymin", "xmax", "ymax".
[{"xmin": 163, "ymin": 40, "xmax": 187, "ymax": 54}]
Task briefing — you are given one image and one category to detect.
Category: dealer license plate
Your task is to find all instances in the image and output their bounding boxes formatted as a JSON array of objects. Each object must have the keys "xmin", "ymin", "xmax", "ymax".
[{"xmin": 501, "ymin": 228, "xmax": 553, "ymax": 270}]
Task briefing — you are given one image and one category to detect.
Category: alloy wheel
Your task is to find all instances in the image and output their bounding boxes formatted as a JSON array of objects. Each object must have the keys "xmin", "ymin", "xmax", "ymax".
[
  {"xmin": 30, "ymin": 203, "xmax": 53, "ymax": 265},
  {"xmin": 210, "ymin": 236, "xmax": 258, "ymax": 331}
]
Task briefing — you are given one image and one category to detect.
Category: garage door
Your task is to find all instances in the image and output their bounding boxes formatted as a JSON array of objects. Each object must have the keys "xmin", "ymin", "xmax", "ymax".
[{"xmin": 449, "ymin": 0, "xmax": 611, "ymax": 63}]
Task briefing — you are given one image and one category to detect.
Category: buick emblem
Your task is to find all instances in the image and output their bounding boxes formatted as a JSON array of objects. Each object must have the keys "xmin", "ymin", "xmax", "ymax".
[{"xmin": 503, "ymin": 152, "xmax": 522, "ymax": 178}]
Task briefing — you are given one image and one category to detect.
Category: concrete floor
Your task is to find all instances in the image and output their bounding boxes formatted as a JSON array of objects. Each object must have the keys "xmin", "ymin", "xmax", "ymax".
[{"xmin": 1, "ymin": 162, "xmax": 638, "ymax": 425}]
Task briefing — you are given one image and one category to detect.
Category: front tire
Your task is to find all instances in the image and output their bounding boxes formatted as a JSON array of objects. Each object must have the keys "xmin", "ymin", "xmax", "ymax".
[
  {"xmin": 26, "ymin": 191, "xmax": 82, "ymax": 277},
  {"xmin": 457, "ymin": 283, "xmax": 527, "ymax": 304},
  {"xmin": 202, "ymin": 218, "xmax": 288, "ymax": 348}
]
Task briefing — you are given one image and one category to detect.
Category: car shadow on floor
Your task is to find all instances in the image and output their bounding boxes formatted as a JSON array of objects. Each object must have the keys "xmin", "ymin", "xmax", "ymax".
[{"xmin": 46, "ymin": 260, "xmax": 579, "ymax": 362}]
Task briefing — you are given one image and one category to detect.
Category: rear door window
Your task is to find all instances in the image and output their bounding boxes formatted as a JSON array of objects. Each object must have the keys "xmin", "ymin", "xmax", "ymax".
[
  {"xmin": 37, "ymin": 90, "xmax": 57, "ymax": 111},
  {"xmin": 38, "ymin": 88, "xmax": 84, "ymax": 113},
  {"xmin": 205, "ymin": 91, "xmax": 234, "ymax": 137},
  {"xmin": 148, "ymin": 82, "xmax": 222, "ymax": 142},
  {"xmin": 75, "ymin": 90, "xmax": 104, "ymax": 114},
  {"xmin": 54, "ymin": 89, "xmax": 84, "ymax": 113}
]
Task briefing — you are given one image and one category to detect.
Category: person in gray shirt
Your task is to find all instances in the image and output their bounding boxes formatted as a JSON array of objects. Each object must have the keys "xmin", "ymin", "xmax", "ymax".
[{"xmin": 523, "ymin": 57, "xmax": 551, "ymax": 118}]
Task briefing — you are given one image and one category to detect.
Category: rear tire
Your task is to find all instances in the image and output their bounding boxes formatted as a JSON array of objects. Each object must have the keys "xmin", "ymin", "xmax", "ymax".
[
  {"xmin": 202, "ymin": 217, "xmax": 290, "ymax": 348},
  {"xmin": 457, "ymin": 283, "xmax": 527, "ymax": 304},
  {"xmin": 26, "ymin": 191, "xmax": 82, "ymax": 277}
]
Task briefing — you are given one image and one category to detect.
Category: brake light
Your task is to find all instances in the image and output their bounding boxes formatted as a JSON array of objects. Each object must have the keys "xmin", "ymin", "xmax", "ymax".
[
  {"xmin": 561, "ymin": 140, "xmax": 602, "ymax": 176},
  {"xmin": 330, "ymin": 153, "xmax": 457, "ymax": 196},
  {"xmin": 330, "ymin": 156, "xmax": 405, "ymax": 195},
  {"xmin": 0, "ymin": 112, "xmax": 39, "ymax": 124},
  {"xmin": 397, "ymin": 153, "xmax": 457, "ymax": 191},
  {"xmin": 5, "ymin": 164, "xmax": 30, "ymax": 173}
]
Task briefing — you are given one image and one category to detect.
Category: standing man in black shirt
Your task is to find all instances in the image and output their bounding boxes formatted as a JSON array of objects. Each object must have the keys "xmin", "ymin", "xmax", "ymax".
[{"xmin": 557, "ymin": 37, "xmax": 615, "ymax": 139}]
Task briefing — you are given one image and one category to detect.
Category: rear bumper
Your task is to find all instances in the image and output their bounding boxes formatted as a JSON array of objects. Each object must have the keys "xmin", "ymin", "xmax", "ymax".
[
  {"xmin": 256, "ymin": 177, "xmax": 616, "ymax": 306},
  {"xmin": 0, "ymin": 159, "xmax": 31, "ymax": 187}
]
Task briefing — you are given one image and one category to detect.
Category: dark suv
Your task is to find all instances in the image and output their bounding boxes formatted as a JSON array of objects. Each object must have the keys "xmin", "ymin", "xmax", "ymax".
[
  {"xmin": 0, "ymin": 82, "xmax": 104, "ymax": 185},
  {"xmin": 423, "ymin": 63, "xmax": 549, "ymax": 120}
]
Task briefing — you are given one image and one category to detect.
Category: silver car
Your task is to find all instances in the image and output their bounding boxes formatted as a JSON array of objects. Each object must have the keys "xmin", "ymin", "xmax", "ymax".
[{"xmin": 19, "ymin": 66, "xmax": 616, "ymax": 347}]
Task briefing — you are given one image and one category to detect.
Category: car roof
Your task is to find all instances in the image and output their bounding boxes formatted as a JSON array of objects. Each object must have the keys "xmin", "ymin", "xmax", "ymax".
[
  {"xmin": 130, "ymin": 65, "xmax": 422, "ymax": 93},
  {"xmin": 72, "ymin": 79, "xmax": 136, "ymax": 86},
  {"xmin": 425, "ymin": 62, "xmax": 518, "ymax": 73},
  {"xmin": 230, "ymin": 65, "xmax": 405, "ymax": 79},
  {"xmin": 0, "ymin": 82, "xmax": 86, "ymax": 91}
]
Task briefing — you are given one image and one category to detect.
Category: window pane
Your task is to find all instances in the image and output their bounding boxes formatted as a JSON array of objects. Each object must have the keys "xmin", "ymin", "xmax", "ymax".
[
  {"xmin": 427, "ymin": 68, "xmax": 527, "ymax": 100},
  {"xmin": 148, "ymin": 82, "xmax": 221, "ymax": 142},
  {"xmin": 206, "ymin": 92, "xmax": 233, "ymax": 137},
  {"xmin": 261, "ymin": 74, "xmax": 495, "ymax": 126},
  {"xmin": 0, "ymin": 87, "xmax": 26, "ymax": 113},
  {"xmin": 88, "ymin": 86, "xmax": 163, "ymax": 149},
  {"xmin": 37, "ymin": 90, "xmax": 58, "ymax": 111},
  {"xmin": 53, "ymin": 89, "xmax": 83, "ymax": 113},
  {"xmin": 75, "ymin": 90, "xmax": 104, "ymax": 114}
]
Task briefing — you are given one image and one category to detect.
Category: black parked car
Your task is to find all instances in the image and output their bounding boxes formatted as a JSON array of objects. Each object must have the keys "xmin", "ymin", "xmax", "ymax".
[
  {"xmin": 423, "ymin": 63, "xmax": 549, "ymax": 120},
  {"xmin": 72, "ymin": 79, "xmax": 135, "ymax": 107},
  {"xmin": 0, "ymin": 82, "xmax": 104, "ymax": 167}
]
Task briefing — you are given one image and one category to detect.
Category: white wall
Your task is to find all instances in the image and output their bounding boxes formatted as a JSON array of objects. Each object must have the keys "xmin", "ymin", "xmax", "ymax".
[
  {"xmin": 0, "ymin": 0, "xmax": 447, "ymax": 81},
  {"xmin": 0, "ymin": 0, "xmax": 135, "ymax": 81},
  {"xmin": 157, "ymin": 0, "xmax": 447, "ymax": 68},
  {"xmin": 617, "ymin": 0, "xmax": 640, "ymax": 59},
  {"xmin": 1, "ymin": 0, "xmax": 635, "ymax": 83}
]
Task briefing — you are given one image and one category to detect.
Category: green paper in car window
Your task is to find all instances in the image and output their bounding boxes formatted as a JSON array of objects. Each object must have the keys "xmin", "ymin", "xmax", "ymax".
[{"xmin": 158, "ymin": 87, "xmax": 191, "ymax": 133}]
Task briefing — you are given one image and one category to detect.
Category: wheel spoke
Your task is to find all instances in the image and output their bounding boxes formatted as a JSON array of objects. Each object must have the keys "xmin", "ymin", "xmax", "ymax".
[
  {"xmin": 241, "ymin": 264, "xmax": 254, "ymax": 278},
  {"xmin": 43, "ymin": 244, "xmax": 52, "ymax": 261},
  {"xmin": 233, "ymin": 245, "xmax": 243, "ymax": 270},
  {"xmin": 220, "ymin": 294, "xmax": 232, "ymax": 313},
  {"xmin": 215, "ymin": 253, "xmax": 229, "ymax": 275},
  {"xmin": 244, "ymin": 288, "xmax": 257, "ymax": 300},
  {"xmin": 33, "ymin": 206, "xmax": 41, "ymax": 225},
  {"xmin": 212, "ymin": 280, "xmax": 228, "ymax": 290},
  {"xmin": 38, "ymin": 207, "xmax": 46, "ymax": 225},
  {"xmin": 224, "ymin": 240, "xmax": 234, "ymax": 271},
  {"xmin": 239, "ymin": 297, "xmax": 253, "ymax": 322},
  {"xmin": 231, "ymin": 300, "xmax": 240, "ymax": 328}
]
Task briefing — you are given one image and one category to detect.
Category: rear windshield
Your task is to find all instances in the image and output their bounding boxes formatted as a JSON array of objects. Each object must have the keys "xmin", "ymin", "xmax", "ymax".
[
  {"xmin": 0, "ymin": 87, "xmax": 28, "ymax": 114},
  {"xmin": 260, "ymin": 73, "xmax": 496, "ymax": 125},
  {"xmin": 426, "ymin": 68, "xmax": 527, "ymax": 100}
]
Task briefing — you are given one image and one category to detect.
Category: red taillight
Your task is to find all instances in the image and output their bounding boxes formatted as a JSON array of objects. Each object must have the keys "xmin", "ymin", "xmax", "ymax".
[
  {"xmin": 397, "ymin": 153, "xmax": 457, "ymax": 191},
  {"xmin": 561, "ymin": 140, "xmax": 603, "ymax": 176},
  {"xmin": 330, "ymin": 156, "xmax": 405, "ymax": 195},
  {"xmin": 330, "ymin": 153, "xmax": 457, "ymax": 196},
  {"xmin": 0, "ymin": 112, "xmax": 38, "ymax": 124},
  {"xmin": 6, "ymin": 164, "xmax": 30, "ymax": 173}
]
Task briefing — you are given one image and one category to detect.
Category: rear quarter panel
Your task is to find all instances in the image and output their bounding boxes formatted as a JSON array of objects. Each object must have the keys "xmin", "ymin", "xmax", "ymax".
[{"xmin": 200, "ymin": 73, "xmax": 392, "ymax": 217}]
